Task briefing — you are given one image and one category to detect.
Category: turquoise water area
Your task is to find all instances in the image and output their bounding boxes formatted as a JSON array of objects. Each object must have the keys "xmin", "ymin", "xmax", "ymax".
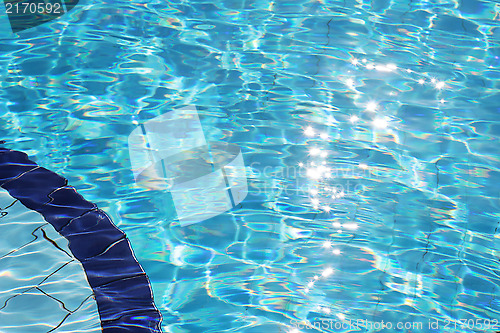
[{"xmin": 1, "ymin": 0, "xmax": 499, "ymax": 332}]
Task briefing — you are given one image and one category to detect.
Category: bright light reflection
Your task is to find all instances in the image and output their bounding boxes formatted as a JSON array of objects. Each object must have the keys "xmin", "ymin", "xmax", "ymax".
[
  {"xmin": 366, "ymin": 101, "xmax": 378, "ymax": 112},
  {"xmin": 435, "ymin": 81, "xmax": 445, "ymax": 89},
  {"xmin": 310, "ymin": 147, "xmax": 320, "ymax": 156},
  {"xmin": 298, "ymin": 61, "xmax": 453, "ymax": 304},
  {"xmin": 386, "ymin": 63, "xmax": 397, "ymax": 71},
  {"xmin": 326, "ymin": 115, "xmax": 338, "ymax": 124},
  {"xmin": 343, "ymin": 223, "xmax": 358, "ymax": 230},
  {"xmin": 350, "ymin": 115, "xmax": 359, "ymax": 123},
  {"xmin": 322, "ymin": 267, "xmax": 334, "ymax": 277},
  {"xmin": 307, "ymin": 168, "xmax": 321, "ymax": 179},
  {"xmin": 304, "ymin": 126, "xmax": 315, "ymax": 136},
  {"xmin": 373, "ymin": 117, "xmax": 388, "ymax": 129}
]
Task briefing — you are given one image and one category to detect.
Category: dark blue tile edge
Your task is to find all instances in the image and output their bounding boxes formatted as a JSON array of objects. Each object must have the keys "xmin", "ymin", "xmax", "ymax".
[{"xmin": 0, "ymin": 148, "xmax": 162, "ymax": 332}]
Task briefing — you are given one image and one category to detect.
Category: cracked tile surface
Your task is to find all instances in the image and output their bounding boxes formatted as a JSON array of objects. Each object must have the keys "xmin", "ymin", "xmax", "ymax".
[{"xmin": 0, "ymin": 188, "xmax": 100, "ymax": 332}]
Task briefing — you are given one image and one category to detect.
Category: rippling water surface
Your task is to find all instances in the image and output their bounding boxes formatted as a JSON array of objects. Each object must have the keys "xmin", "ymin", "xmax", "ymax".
[{"xmin": 1, "ymin": 0, "xmax": 499, "ymax": 332}]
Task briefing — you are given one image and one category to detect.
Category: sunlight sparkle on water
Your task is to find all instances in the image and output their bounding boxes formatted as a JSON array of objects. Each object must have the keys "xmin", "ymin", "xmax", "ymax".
[
  {"xmin": 366, "ymin": 101, "xmax": 378, "ymax": 112},
  {"xmin": 309, "ymin": 147, "xmax": 320, "ymax": 156},
  {"xmin": 304, "ymin": 126, "xmax": 315, "ymax": 136},
  {"xmin": 373, "ymin": 117, "xmax": 388, "ymax": 129},
  {"xmin": 435, "ymin": 81, "xmax": 445, "ymax": 89},
  {"xmin": 343, "ymin": 223, "xmax": 358, "ymax": 230},
  {"xmin": 297, "ymin": 58, "xmax": 454, "ymax": 309},
  {"xmin": 322, "ymin": 267, "xmax": 334, "ymax": 277},
  {"xmin": 358, "ymin": 162, "xmax": 368, "ymax": 169},
  {"xmin": 326, "ymin": 115, "xmax": 338, "ymax": 124}
]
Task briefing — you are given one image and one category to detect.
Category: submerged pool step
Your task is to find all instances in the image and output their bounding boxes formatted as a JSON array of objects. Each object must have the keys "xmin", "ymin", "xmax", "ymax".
[
  {"xmin": 0, "ymin": 148, "xmax": 162, "ymax": 332},
  {"xmin": 0, "ymin": 188, "xmax": 100, "ymax": 332}
]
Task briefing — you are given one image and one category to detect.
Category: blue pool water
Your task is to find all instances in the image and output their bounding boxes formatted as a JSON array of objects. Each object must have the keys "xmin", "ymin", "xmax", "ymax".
[{"xmin": 1, "ymin": 0, "xmax": 499, "ymax": 332}]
